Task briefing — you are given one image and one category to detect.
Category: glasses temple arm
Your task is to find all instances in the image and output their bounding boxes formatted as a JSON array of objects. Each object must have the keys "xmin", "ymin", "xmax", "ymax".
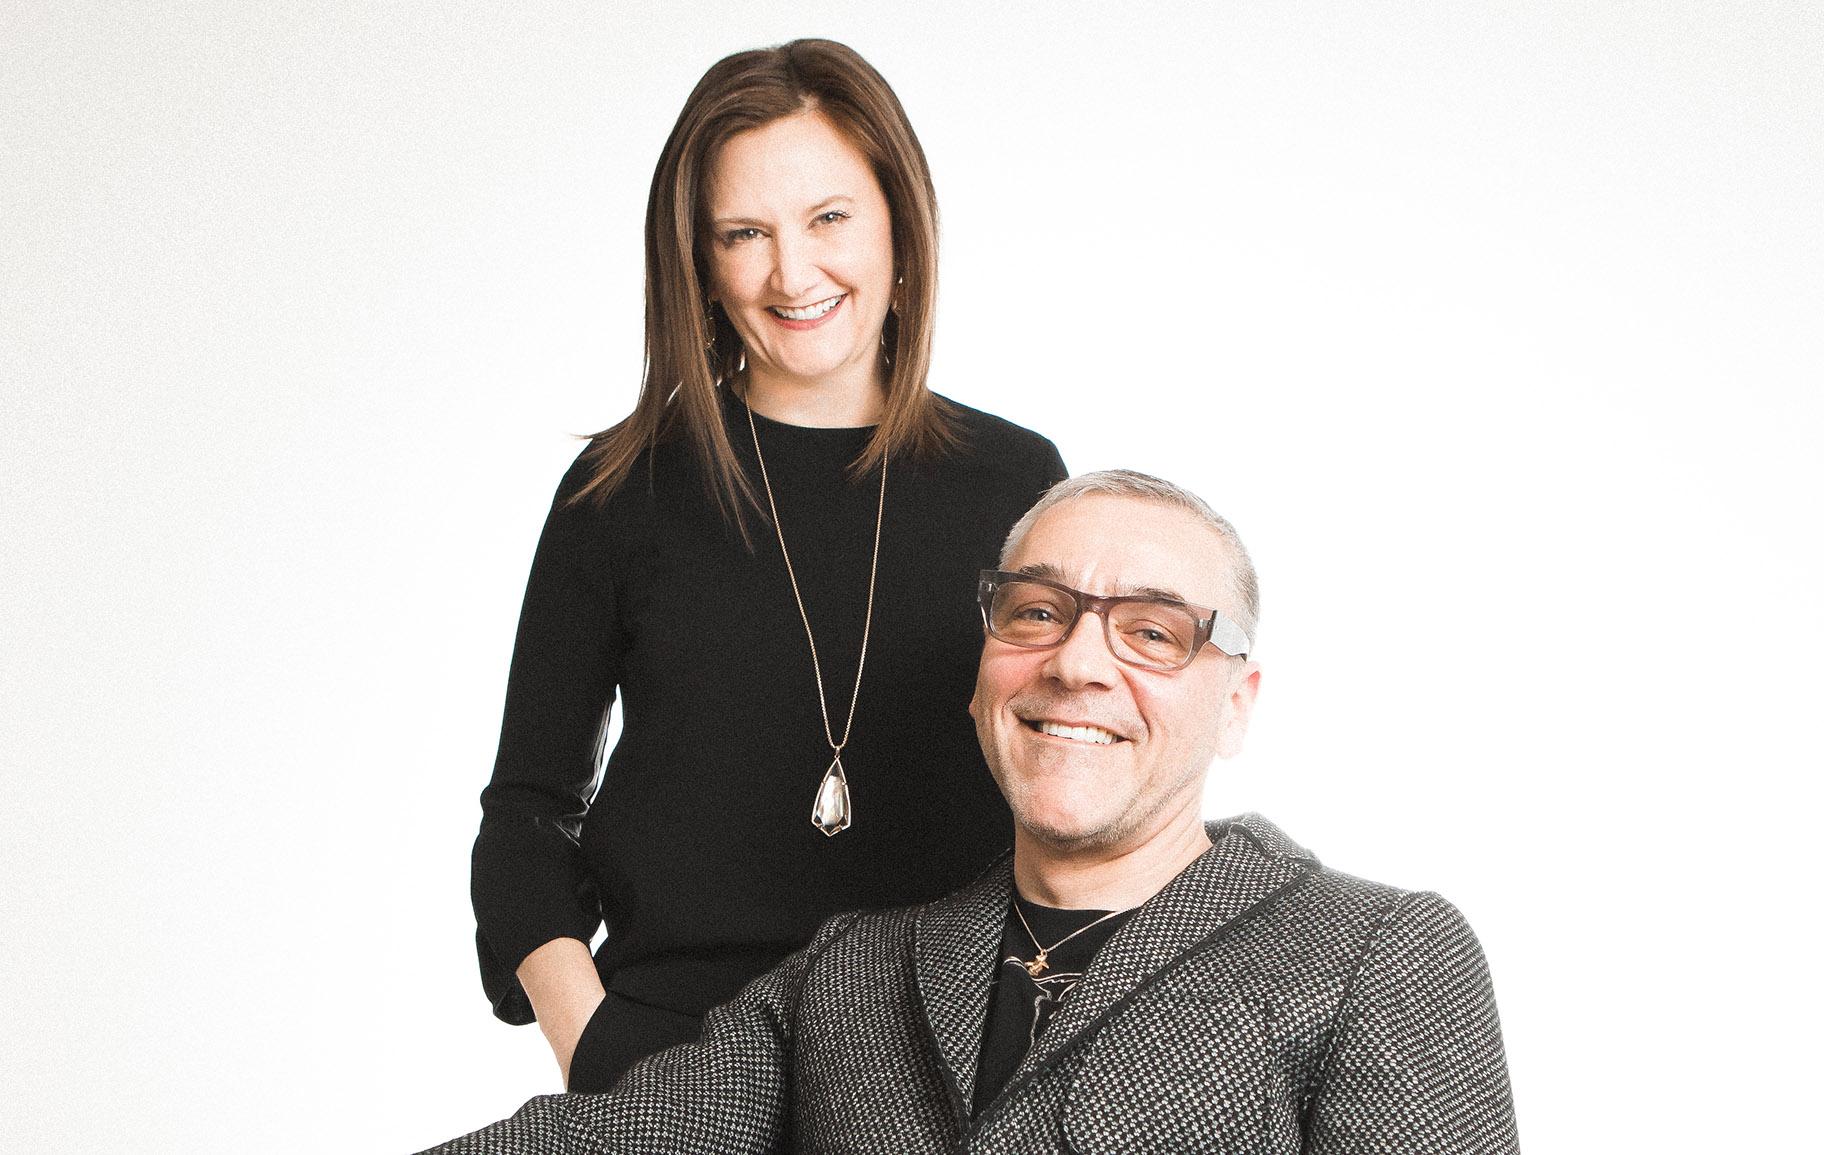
[{"xmin": 1208, "ymin": 613, "xmax": 1253, "ymax": 658}]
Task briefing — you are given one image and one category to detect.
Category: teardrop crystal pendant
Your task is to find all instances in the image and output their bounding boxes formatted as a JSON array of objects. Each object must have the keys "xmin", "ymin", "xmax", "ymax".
[{"xmin": 811, "ymin": 755, "xmax": 852, "ymax": 837}]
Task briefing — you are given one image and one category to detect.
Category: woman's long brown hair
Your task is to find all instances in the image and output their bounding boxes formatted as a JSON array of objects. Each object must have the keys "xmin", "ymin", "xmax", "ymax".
[{"xmin": 570, "ymin": 39, "xmax": 962, "ymax": 536}]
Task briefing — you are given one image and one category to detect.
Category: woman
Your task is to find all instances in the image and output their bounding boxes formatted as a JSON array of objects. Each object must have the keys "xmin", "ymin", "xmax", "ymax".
[{"xmin": 471, "ymin": 39, "xmax": 1065, "ymax": 1092}]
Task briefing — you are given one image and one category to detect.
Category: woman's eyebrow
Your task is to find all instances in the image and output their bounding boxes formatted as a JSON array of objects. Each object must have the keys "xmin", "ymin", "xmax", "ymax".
[{"xmin": 711, "ymin": 194, "xmax": 858, "ymax": 229}]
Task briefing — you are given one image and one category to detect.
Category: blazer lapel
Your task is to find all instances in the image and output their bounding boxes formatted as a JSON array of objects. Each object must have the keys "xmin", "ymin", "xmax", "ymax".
[
  {"xmin": 912, "ymin": 853, "xmax": 1014, "ymax": 1121},
  {"xmin": 1012, "ymin": 814, "xmax": 1317, "ymax": 1080}
]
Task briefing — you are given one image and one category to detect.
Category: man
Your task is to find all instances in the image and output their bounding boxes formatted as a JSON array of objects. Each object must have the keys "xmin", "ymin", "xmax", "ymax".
[{"xmin": 427, "ymin": 470, "xmax": 1518, "ymax": 1154}]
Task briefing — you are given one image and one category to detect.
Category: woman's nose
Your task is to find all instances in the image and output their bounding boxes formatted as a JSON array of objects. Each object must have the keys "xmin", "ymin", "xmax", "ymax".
[{"xmin": 768, "ymin": 235, "xmax": 820, "ymax": 300}]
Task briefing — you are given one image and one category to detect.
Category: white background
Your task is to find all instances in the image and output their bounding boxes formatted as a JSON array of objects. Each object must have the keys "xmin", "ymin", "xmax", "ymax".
[{"xmin": 4, "ymin": 2, "xmax": 1819, "ymax": 1150}]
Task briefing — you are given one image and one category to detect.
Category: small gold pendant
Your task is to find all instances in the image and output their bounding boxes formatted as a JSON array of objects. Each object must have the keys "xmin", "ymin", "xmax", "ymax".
[
  {"xmin": 811, "ymin": 755, "xmax": 852, "ymax": 837},
  {"xmin": 1025, "ymin": 951, "xmax": 1050, "ymax": 978}
]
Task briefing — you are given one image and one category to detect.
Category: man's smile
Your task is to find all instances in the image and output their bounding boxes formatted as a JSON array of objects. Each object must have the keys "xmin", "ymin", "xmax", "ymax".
[{"xmin": 1020, "ymin": 717, "xmax": 1129, "ymax": 745}]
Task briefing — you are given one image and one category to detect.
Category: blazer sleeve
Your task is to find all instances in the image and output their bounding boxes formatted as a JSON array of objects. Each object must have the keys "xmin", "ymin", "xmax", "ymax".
[
  {"xmin": 470, "ymin": 459, "xmax": 622, "ymax": 1024},
  {"xmin": 1306, "ymin": 891, "xmax": 1520, "ymax": 1154},
  {"xmin": 420, "ymin": 913, "xmax": 861, "ymax": 1155}
]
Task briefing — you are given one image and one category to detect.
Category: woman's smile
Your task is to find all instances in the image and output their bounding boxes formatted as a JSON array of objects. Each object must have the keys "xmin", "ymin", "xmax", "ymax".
[{"xmin": 768, "ymin": 294, "xmax": 847, "ymax": 327}]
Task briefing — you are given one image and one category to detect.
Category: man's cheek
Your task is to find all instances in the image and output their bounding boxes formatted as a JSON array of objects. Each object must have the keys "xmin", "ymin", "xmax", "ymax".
[{"xmin": 968, "ymin": 658, "xmax": 1009, "ymax": 723}]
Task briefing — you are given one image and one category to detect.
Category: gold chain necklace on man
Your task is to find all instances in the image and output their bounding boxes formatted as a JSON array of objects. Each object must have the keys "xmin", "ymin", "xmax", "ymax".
[
  {"xmin": 1012, "ymin": 901, "xmax": 1129, "ymax": 977},
  {"xmin": 743, "ymin": 393, "xmax": 887, "ymax": 837}
]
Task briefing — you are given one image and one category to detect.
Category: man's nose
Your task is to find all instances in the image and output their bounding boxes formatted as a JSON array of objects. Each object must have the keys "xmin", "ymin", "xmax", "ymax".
[{"xmin": 1041, "ymin": 611, "xmax": 1121, "ymax": 688}]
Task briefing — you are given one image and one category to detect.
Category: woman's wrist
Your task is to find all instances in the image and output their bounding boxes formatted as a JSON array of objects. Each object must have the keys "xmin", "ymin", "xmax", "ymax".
[
  {"xmin": 548, "ymin": 989, "xmax": 607, "ymax": 1081},
  {"xmin": 516, "ymin": 937, "xmax": 608, "ymax": 1074}
]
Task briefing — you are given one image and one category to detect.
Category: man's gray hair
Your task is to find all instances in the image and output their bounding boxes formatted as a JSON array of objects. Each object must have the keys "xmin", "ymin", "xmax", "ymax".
[{"xmin": 999, "ymin": 470, "xmax": 1260, "ymax": 633}]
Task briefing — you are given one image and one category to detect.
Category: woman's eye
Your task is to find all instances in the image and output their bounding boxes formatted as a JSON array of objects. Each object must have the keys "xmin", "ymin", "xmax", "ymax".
[
  {"xmin": 1013, "ymin": 605, "xmax": 1057, "ymax": 623},
  {"xmin": 722, "ymin": 227, "xmax": 762, "ymax": 245},
  {"xmin": 815, "ymin": 210, "xmax": 849, "ymax": 225}
]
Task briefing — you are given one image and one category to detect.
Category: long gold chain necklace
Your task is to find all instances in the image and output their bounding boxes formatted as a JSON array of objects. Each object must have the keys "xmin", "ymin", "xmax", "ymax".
[
  {"xmin": 1011, "ymin": 901, "xmax": 1129, "ymax": 978},
  {"xmin": 743, "ymin": 395, "xmax": 887, "ymax": 837}
]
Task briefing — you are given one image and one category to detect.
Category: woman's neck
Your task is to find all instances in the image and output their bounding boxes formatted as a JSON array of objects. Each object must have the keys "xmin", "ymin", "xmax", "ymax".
[{"xmin": 738, "ymin": 364, "xmax": 887, "ymax": 428}]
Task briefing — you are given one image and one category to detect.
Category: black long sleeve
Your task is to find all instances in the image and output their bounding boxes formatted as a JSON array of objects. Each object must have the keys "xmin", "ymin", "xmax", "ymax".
[{"xmin": 470, "ymin": 457, "xmax": 624, "ymax": 1020}]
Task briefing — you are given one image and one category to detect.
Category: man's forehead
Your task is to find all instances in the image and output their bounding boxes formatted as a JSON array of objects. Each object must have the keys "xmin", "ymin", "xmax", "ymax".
[
  {"xmin": 1006, "ymin": 495, "xmax": 1234, "ymax": 607},
  {"xmin": 1011, "ymin": 561, "xmax": 1194, "ymax": 604}
]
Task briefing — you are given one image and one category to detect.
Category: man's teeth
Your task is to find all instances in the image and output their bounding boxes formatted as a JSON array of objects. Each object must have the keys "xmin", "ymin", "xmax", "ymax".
[
  {"xmin": 1037, "ymin": 721, "xmax": 1118, "ymax": 745},
  {"xmin": 771, "ymin": 295, "xmax": 843, "ymax": 321}
]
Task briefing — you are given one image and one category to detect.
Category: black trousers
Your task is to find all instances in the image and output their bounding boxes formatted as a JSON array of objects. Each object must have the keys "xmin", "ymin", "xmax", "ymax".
[{"xmin": 566, "ymin": 988, "xmax": 704, "ymax": 1093}]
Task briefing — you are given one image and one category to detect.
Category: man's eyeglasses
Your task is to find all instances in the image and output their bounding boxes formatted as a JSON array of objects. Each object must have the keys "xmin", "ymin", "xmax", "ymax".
[{"xmin": 976, "ymin": 570, "xmax": 1252, "ymax": 672}]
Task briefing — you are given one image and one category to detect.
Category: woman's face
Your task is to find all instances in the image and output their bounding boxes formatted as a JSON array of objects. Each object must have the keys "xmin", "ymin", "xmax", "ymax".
[{"xmin": 704, "ymin": 108, "xmax": 896, "ymax": 399}]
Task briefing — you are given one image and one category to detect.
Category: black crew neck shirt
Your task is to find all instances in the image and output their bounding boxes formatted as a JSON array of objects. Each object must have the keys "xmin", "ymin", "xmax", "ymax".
[
  {"xmin": 472, "ymin": 391, "xmax": 1066, "ymax": 1044},
  {"xmin": 972, "ymin": 896, "xmax": 1138, "ymax": 1116}
]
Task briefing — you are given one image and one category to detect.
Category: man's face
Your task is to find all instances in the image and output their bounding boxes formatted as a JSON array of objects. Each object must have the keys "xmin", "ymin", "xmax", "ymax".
[{"xmin": 969, "ymin": 495, "xmax": 1260, "ymax": 855}]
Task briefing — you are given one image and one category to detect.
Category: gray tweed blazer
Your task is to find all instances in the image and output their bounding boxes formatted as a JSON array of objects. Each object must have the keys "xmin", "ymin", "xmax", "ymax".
[{"xmin": 427, "ymin": 815, "xmax": 1518, "ymax": 1154}]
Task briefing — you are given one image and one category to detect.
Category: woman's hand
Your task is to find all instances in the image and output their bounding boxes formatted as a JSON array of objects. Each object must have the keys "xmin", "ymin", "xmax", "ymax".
[{"xmin": 516, "ymin": 937, "xmax": 607, "ymax": 1086}]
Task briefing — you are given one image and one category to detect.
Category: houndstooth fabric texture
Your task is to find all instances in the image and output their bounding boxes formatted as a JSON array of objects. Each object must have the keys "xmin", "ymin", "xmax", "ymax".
[{"xmin": 421, "ymin": 815, "xmax": 1517, "ymax": 1154}]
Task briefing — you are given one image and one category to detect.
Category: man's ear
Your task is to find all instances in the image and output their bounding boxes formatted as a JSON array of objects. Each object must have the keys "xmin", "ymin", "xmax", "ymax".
[{"xmin": 1213, "ymin": 661, "xmax": 1261, "ymax": 760}]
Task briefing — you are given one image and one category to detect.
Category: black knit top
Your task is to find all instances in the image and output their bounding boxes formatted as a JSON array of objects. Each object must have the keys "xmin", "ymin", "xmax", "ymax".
[{"xmin": 472, "ymin": 392, "xmax": 1065, "ymax": 1023}]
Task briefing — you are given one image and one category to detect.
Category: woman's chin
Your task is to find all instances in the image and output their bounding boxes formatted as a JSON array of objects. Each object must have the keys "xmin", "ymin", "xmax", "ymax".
[{"xmin": 750, "ymin": 349, "xmax": 867, "ymax": 390}]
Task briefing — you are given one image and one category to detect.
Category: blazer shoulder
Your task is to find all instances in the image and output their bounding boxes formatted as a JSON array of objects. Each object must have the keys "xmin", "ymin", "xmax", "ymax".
[
  {"xmin": 1240, "ymin": 863, "xmax": 1416, "ymax": 986},
  {"xmin": 1300, "ymin": 872, "xmax": 1488, "ymax": 944},
  {"xmin": 1354, "ymin": 889, "xmax": 1491, "ymax": 973},
  {"xmin": 795, "ymin": 903, "xmax": 923, "ymax": 988},
  {"xmin": 825, "ymin": 902, "xmax": 919, "ymax": 939},
  {"xmin": 1305, "ymin": 866, "xmax": 1412, "ymax": 912},
  {"xmin": 1288, "ymin": 873, "xmax": 1501, "ymax": 1026}
]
